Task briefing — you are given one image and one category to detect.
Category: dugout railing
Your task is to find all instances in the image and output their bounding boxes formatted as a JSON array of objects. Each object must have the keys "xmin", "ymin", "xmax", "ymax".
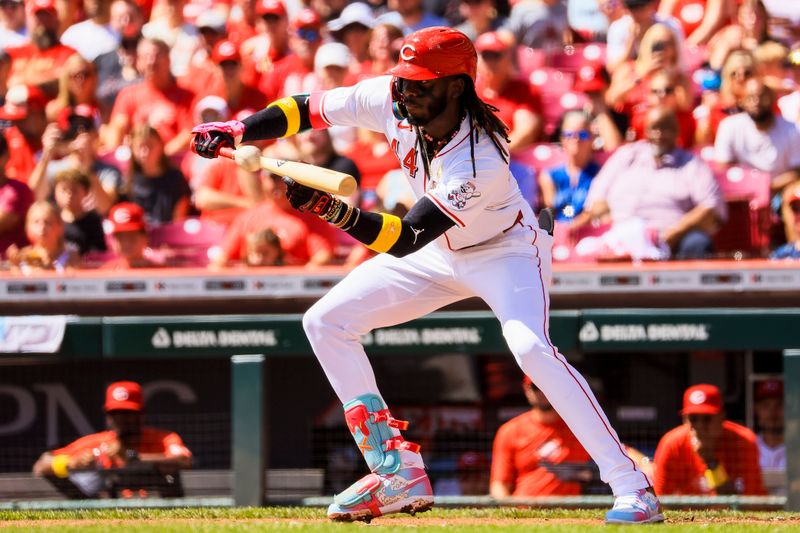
[{"xmin": 0, "ymin": 309, "xmax": 797, "ymax": 510}]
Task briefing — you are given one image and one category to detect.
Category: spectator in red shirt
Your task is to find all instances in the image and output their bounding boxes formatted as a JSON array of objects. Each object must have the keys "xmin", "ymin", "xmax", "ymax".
[
  {"xmin": 0, "ymin": 133, "xmax": 34, "ymax": 259},
  {"xmin": 5, "ymin": 0, "xmax": 77, "ymax": 96},
  {"xmin": 658, "ymin": 0, "xmax": 734, "ymax": 47},
  {"xmin": 226, "ymin": 0, "xmax": 259, "ymax": 47},
  {"xmin": 240, "ymin": 0, "xmax": 291, "ymax": 89},
  {"xmin": 474, "ymin": 31, "xmax": 542, "ymax": 153},
  {"xmin": 629, "ymin": 69, "xmax": 696, "ymax": 148},
  {"xmin": 259, "ymin": 8, "xmax": 323, "ymax": 102},
  {"xmin": 214, "ymin": 172, "xmax": 336, "ymax": 267},
  {"xmin": 32, "ymin": 381, "xmax": 192, "ymax": 493},
  {"xmin": 178, "ymin": 10, "xmax": 229, "ymax": 99},
  {"xmin": 101, "ymin": 202, "xmax": 161, "ymax": 269},
  {"xmin": 0, "ymin": 84, "xmax": 49, "ymax": 184},
  {"xmin": 653, "ymin": 384, "xmax": 766, "ymax": 496},
  {"xmin": 193, "ymin": 134, "xmax": 263, "ymax": 226},
  {"xmin": 207, "ymin": 39, "xmax": 267, "ymax": 116},
  {"xmin": 105, "ymin": 38, "xmax": 196, "ymax": 158},
  {"xmin": 606, "ymin": 24, "xmax": 692, "ymax": 134},
  {"xmin": 491, "ymin": 376, "xmax": 593, "ymax": 497}
]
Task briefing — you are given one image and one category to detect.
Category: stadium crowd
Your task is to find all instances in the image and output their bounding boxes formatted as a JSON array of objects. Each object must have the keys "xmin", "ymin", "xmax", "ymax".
[{"xmin": 1, "ymin": 0, "xmax": 799, "ymax": 272}]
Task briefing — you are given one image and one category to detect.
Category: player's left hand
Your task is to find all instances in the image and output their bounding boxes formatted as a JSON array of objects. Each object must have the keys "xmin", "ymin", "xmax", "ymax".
[{"xmin": 283, "ymin": 177, "xmax": 334, "ymax": 216}]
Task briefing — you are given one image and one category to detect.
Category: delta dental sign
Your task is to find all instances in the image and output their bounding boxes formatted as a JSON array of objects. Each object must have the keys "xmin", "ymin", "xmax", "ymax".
[{"xmin": 579, "ymin": 320, "xmax": 711, "ymax": 347}]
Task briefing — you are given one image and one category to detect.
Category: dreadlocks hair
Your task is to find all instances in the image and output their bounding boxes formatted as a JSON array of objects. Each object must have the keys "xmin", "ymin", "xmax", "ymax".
[{"xmin": 458, "ymin": 74, "xmax": 511, "ymax": 175}]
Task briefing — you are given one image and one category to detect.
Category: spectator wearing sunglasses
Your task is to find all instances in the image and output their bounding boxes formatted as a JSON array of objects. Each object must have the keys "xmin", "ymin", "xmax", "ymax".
[
  {"xmin": 490, "ymin": 376, "xmax": 592, "ymax": 497},
  {"xmin": 653, "ymin": 384, "xmax": 765, "ymax": 496},
  {"xmin": 539, "ymin": 111, "xmax": 600, "ymax": 224},
  {"xmin": 474, "ymin": 31, "xmax": 542, "ymax": 153},
  {"xmin": 629, "ymin": 69, "xmax": 696, "ymax": 148},
  {"xmin": 695, "ymin": 49, "xmax": 756, "ymax": 145}
]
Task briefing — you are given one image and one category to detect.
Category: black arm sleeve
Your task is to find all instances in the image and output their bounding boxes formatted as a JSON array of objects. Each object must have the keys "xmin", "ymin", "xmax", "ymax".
[
  {"xmin": 346, "ymin": 197, "xmax": 456, "ymax": 257},
  {"xmin": 240, "ymin": 95, "xmax": 312, "ymax": 142}
]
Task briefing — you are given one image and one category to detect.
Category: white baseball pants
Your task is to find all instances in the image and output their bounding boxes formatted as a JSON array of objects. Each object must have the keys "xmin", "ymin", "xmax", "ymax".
[{"xmin": 303, "ymin": 228, "xmax": 651, "ymax": 496}]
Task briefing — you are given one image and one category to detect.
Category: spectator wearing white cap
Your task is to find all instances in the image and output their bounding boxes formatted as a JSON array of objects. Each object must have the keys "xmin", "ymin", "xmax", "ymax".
[
  {"xmin": 314, "ymin": 42, "xmax": 358, "ymax": 153},
  {"xmin": 60, "ymin": 0, "xmax": 119, "ymax": 61},
  {"xmin": 328, "ymin": 2, "xmax": 375, "ymax": 64}
]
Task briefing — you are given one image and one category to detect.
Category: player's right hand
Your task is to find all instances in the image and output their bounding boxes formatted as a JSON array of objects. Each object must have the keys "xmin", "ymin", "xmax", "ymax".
[{"xmin": 191, "ymin": 120, "xmax": 246, "ymax": 158}]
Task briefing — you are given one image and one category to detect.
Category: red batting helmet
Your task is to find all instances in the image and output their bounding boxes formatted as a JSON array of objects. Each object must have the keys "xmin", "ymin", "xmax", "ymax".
[{"xmin": 388, "ymin": 27, "xmax": 477, "ymax": 82}]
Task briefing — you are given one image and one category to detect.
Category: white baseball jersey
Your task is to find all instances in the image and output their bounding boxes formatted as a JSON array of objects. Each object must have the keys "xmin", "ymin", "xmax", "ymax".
[
  {"xmin": 303, "ymin": 75, "xmax": 651, "ymax": 498},
  {"xmin": 312, "ymin": 75, "xmax": 537, "ymax": 251}
]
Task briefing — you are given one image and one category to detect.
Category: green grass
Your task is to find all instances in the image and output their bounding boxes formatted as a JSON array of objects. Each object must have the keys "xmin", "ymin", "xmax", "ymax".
[{"xmin": 0, "ymin": 507, "xmax": 799, "ymax": 532}]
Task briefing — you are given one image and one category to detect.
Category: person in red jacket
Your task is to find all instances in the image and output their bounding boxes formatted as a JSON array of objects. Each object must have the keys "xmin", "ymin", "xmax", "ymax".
[
  {"xmin": 653, "ymin": 383, "xmax": 766, "ymax": 496},
  {"xmin": 490, "ymin": 376, "xmax": 593, "ymax": 497},
  {"xmin": 32, "ymin": 381, "xmax": 192, "ymax": 496}
]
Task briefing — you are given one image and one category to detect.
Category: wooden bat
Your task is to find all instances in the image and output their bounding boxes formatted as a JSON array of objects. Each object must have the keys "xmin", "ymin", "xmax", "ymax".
[{"xmin": 218, "ymin": 146, "xmax": 357, "ymax": 196}]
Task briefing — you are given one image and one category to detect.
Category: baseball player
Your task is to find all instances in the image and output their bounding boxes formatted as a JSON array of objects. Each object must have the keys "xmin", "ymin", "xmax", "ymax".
[{"xmin": 193, "ymin": 27, "xmax": 663, "ymax": 524}]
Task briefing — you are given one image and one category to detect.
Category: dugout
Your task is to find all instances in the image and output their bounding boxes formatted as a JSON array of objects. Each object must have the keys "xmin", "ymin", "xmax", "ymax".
[{"xmin": 0, "ymin": 307, "xmax": 797, "ymax": 509}]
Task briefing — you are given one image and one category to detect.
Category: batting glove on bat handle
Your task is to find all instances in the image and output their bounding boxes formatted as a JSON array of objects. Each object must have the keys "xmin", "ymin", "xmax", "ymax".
[
  {"xmin": 283, "ymin": 177, "xmax": 334, "ymax": 216},
  {"xmin": 190, "ymin": 120, "xmax": 245, "ymax": 159}
]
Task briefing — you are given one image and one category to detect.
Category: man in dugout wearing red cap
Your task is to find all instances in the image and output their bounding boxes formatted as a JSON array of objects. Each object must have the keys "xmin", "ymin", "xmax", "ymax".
[
  {"xmin": 32, "ymin": 381, "xmax": 192, "ymax": 495},
  {"xmin": 653, "ymin": 383, "xmax": 766, "ymax": 496}
]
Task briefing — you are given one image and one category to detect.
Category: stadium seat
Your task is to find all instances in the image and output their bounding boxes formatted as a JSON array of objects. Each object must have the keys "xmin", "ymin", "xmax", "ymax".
[
  {"xmin": 516, "ymin": 46, "xmax": 547, "ymax": 77},
  {"xmin": 712, "ymin": 165, "xmax": 772, "ymax": 257},
  {"xmin": 148, "ymin": 218, "xmax": 226, "ymax": 267},
  {"xmin": 550, "ymin": 43, "xmax": 606, "ymax": 74},
  {"xmin": 529, "ymin": 68, "xmax": 584, "ymax": 136},
  {"xmin": 512, "ymin": 144, "xmax": 566, "ymax": 175}
]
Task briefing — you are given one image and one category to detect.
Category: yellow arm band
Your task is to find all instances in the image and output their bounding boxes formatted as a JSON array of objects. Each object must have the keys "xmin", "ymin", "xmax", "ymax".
[
  {"xmin": 704, "ymin": 463, "xmax": 728, "ymax": 489},
  {"xmin": 367, "ymin": 213, "xmax": 403, "ymax": 253},
  {"xmin": 268, "ymin": 96, "xmax": 301, "ymax": 137},
  {"xmin": 51, "ymin": 454, "xmax": 70, "ymax": 478}
]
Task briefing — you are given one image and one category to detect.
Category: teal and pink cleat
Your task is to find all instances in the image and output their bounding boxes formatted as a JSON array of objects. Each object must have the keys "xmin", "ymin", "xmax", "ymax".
[
  {"xmin": 327, "ymin": 466, "xmax": 434, "ymax": 522},
  {"xmin": 605, "ymin": 488, "xmax": 665, "ymax": 524},
  {"xmin": 329, "ymin": 393, "xmax": 433, "ymax": 522}
]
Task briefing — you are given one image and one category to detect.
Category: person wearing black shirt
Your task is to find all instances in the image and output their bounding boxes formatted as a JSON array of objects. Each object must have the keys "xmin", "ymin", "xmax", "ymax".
[{"xmin": 53, "ymin": 168, "xmax": 107, "ymax": 255}]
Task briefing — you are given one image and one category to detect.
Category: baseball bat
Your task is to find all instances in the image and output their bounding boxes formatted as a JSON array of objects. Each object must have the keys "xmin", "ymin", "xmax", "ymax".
[{"xmin": 218, "ymin": 146, "xmax": 357, "ymax": 196}]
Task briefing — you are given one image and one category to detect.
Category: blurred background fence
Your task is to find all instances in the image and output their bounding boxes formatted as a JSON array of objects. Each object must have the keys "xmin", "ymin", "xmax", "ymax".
[{"xmin": 0, "ymin": 310, "xmax": 796, "ymax": 509}]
